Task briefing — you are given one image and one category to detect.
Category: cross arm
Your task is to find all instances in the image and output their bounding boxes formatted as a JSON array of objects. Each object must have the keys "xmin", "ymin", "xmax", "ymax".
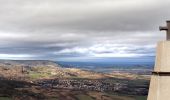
[{"xmin": 159, "ymin": 26, "xmax": 168, "ymax": 31}]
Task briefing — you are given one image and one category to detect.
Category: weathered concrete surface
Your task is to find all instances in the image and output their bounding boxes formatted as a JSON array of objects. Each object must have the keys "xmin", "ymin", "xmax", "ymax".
[
  {"xmin": 147, "ymin": 75, "xmax": 159, "ymax": 100},
  {"xmin": 148, "ymin": 75, "xmax": 170, "ymax": 100},
  {"xmin": 148, "ymin": 41, "xmax": 170, "ymax": 100},
  {"xmin": 154, "ymin": 41, "xmax": 170, "ymax": 72}
]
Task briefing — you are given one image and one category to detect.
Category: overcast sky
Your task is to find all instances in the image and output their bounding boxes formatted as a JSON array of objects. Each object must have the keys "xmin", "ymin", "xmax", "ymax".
[{"xmin": 0, "ymin": 0, "xmax": 169, "ymax": 61}]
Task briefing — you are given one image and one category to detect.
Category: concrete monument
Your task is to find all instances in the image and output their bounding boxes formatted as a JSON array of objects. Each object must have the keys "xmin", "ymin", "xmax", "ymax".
[{"xmin": 147, "ymin": 21, "xmax": 170, "ymax": 100}]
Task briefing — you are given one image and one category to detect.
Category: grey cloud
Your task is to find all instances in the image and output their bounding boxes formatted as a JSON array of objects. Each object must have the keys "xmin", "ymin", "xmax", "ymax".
[
  {"xmin": 0, "ymin": 0, "xmax": 169, "ymax": 60},
  {"xmin": 0, "ymin": 0, "xmax": 169, "ymax": 33}
]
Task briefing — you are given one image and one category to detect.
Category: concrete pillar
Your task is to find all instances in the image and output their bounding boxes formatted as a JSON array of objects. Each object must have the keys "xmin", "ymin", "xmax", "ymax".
[{"xmin": 147, "ymin": 41, "xmax": 170, "ymax": 100}]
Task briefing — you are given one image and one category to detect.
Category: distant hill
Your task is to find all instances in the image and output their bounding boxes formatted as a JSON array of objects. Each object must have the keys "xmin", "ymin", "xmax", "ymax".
[
  {"xmin": 0, "ymin": 60, "xmax": 109, "ymax": 80},
  {"xmin": 0, "ymin": 60, "xmax": 150, "ymax": 81},
  {"xmin": 0, "ymin": 60, "xmax": 63, "ymax": 80},
  {"xmin": 0, "ymin": 60, "xmax": 60, "ymax": 67}
]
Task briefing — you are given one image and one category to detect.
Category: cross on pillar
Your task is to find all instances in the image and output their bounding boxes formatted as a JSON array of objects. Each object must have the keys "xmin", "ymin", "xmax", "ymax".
[{"xmin": 159, "ymin": 20, "xmax": 170, "ymax": 40}]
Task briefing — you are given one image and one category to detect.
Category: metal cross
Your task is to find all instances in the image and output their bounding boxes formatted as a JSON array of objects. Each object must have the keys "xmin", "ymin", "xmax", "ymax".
[{"xmin": 159, "ymin": 20, "xmax": 170, "ymax": 40}]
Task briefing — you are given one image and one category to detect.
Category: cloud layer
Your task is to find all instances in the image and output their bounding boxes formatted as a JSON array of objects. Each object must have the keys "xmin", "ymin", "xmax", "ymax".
[{"xmin": 0, "ymin": 0, "xmax": 169, "ymax": 60}]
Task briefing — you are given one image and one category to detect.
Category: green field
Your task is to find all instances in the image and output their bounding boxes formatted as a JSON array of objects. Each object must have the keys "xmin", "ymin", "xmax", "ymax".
[{"xmin": 0, "ymin": 97, "xmax": 12, "ymax": 100}]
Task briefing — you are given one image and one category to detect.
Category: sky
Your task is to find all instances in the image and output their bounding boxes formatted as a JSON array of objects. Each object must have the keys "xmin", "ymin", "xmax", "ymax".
[{"xmin": 0, "ymin": 0, "xmax": 170, "ymax": 61}]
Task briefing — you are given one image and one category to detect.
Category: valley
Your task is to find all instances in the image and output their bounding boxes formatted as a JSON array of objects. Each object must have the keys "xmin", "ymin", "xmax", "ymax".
[{"xmin": 0, "ymin": 60, "xmax": 150, "ymax": 100}]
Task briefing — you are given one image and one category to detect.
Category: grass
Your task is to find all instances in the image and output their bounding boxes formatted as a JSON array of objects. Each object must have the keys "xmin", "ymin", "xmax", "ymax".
[
  {"xmin": 48, "ymin": 98, "xmax": 59, "ymax": 100},
  {"xmin": 76, "ymin": 94, "xmax": 94, "ymax": 100},
  {"xmin": 0, "ymin": 97, "xmax": 12, "ymax": 100},
  {"xmin": 135, "ymin": 96, "xmax": 147, "ymax": 100},
  {"xmin": 28, "ymin": 71, "xmax": 51, "ymax": 79},
  {"xmin": 107, "ymin": 94, "xmax": 135, "ymax": 100}
]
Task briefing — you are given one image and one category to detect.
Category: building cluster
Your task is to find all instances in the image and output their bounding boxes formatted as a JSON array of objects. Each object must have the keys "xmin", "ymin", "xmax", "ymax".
[{"xmin": 36, "ymin": 79, "xmax": 127, "ymax": 92}]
